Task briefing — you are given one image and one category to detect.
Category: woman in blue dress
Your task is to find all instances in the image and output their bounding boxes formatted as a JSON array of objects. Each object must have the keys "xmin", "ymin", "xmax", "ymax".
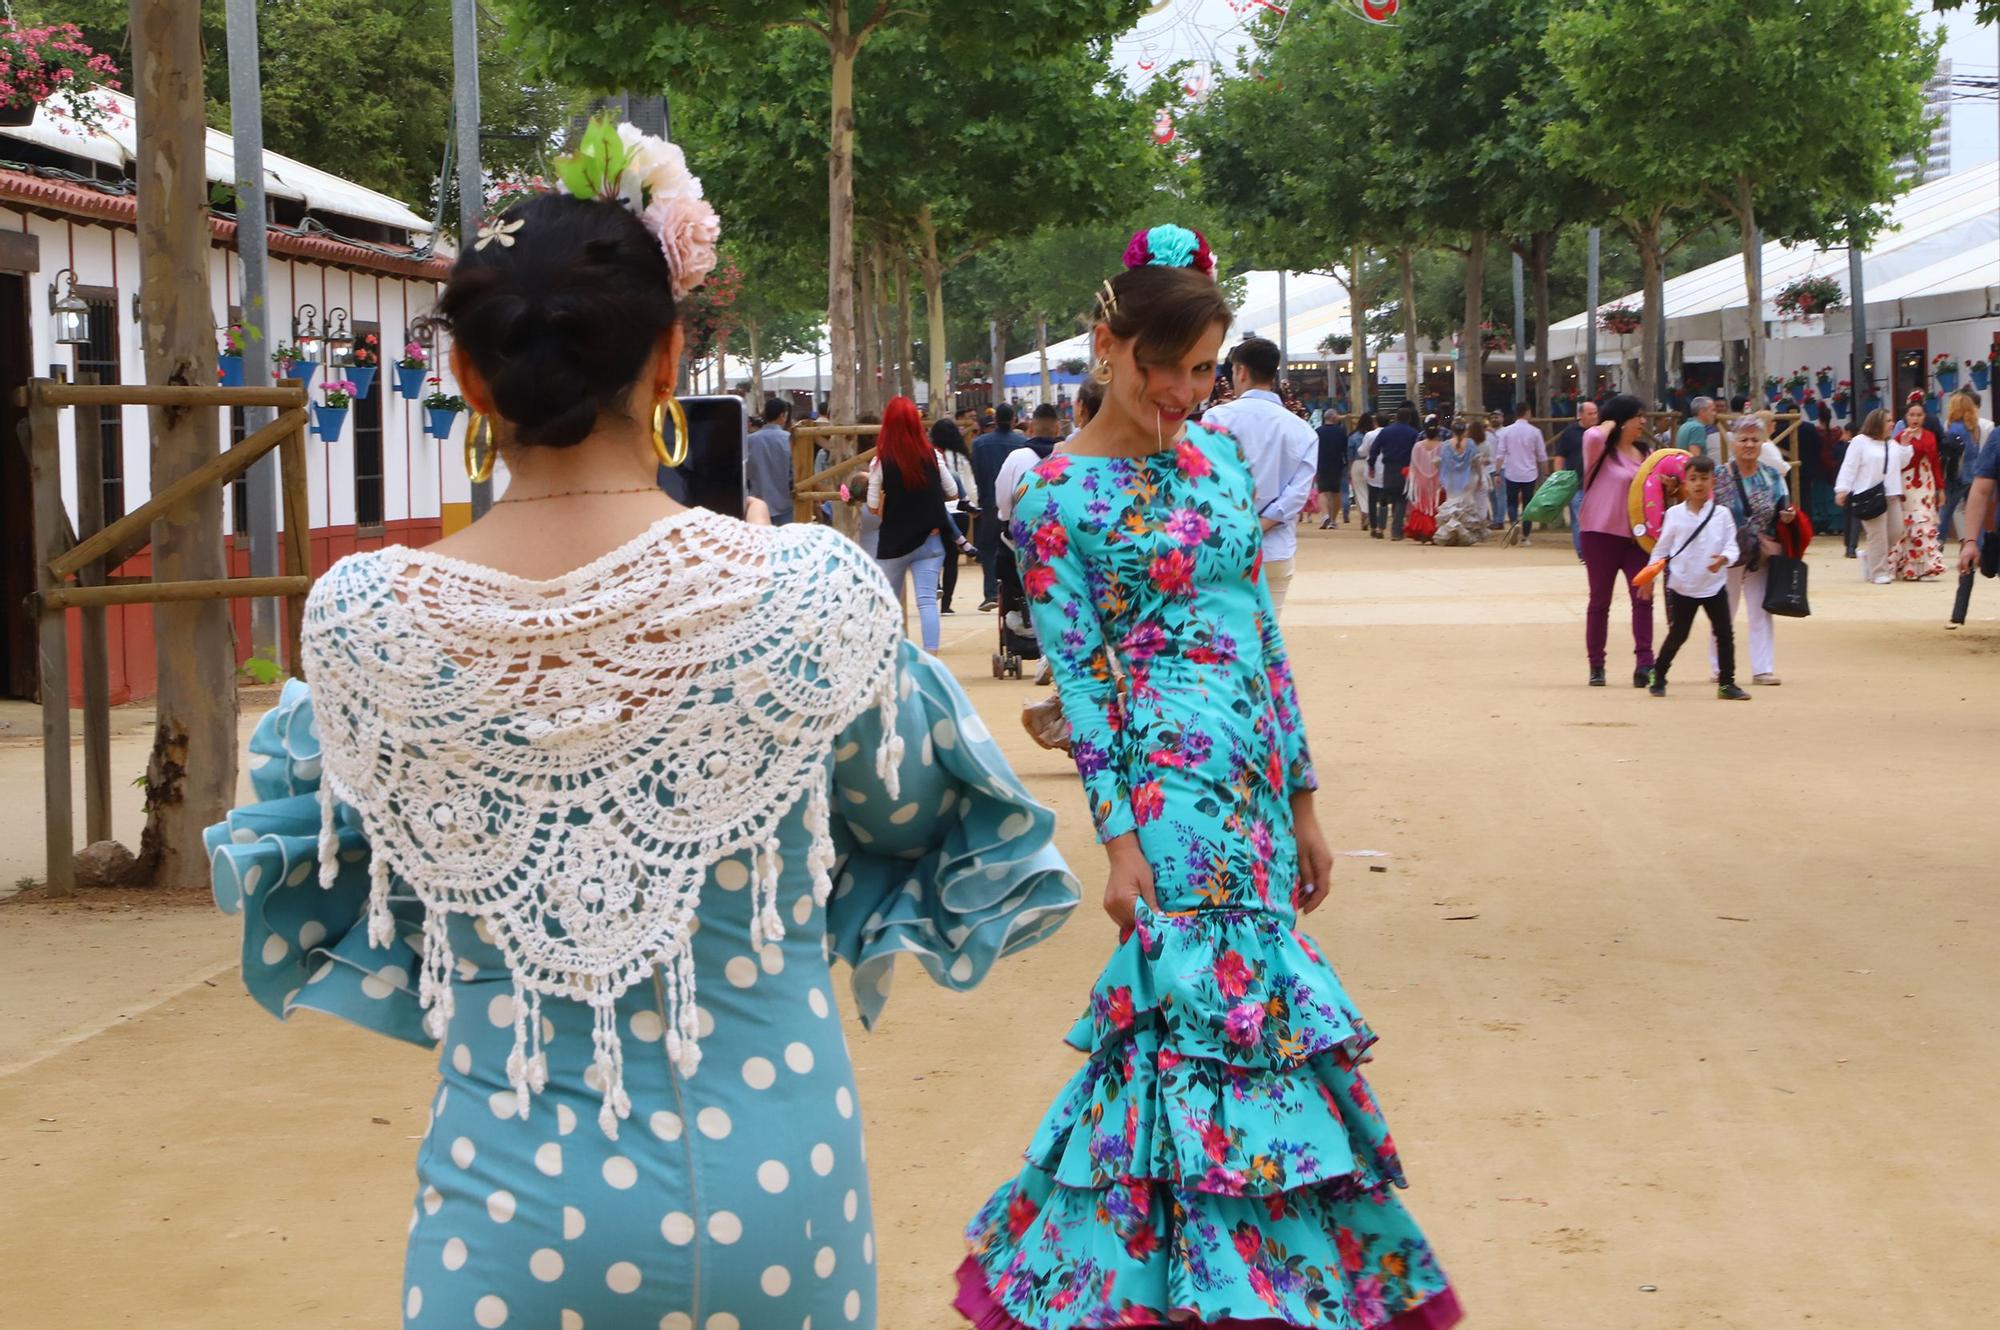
[
  {"xmin": 955, "ymin": 228, "xmax": 1462, "ymax": 1330},
  {"xmin": 208, "ymin": 123, "xmax": 1077, "ymax": 1330}
]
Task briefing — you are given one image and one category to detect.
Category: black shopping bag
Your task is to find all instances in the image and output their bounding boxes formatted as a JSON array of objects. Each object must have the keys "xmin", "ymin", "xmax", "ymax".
[{"xmin": 1762, "ymin": 554, "xmax": 1811, "ymax": 618}]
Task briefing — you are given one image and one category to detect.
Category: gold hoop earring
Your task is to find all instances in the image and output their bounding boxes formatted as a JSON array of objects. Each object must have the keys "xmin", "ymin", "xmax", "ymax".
[
  {"xmin": 653, "ymin": 398, "xmax": 690, "ymax": 469},
  {"xmin": 464, "ymin": 412, "xmax": 495, "ymax": 483},
  {"xmin": 1090, "ymin": 359, "xmax": 1113, "ymax": 385}
]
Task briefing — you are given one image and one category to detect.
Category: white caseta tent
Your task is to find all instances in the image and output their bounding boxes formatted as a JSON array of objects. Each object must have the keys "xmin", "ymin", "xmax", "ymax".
[{"xmin": 1546, "ymin": 162, "xmax": 2000, "ymax": 362}]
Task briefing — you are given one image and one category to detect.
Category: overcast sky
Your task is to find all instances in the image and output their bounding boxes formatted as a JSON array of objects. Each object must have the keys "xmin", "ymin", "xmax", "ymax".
[{"xmin": 1114, "ymin": 2, "xmax": 1999, "ymax": 173}]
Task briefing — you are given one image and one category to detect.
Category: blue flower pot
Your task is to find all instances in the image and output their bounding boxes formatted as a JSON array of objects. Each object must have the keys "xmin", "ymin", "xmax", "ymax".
[
  {"xmin": 218, "ymin": 354, "xmax": 244, "ymax": 388},
  {"xmin": 395, "ymin": 365, "xmax": 427, "ymax": 400},
  {"xmin": 1936, "ymin": 369, "xmax": 1958, "ymax": 394},
  {"xmin": 312, "ymin": 404, "xmax": 348, "ymax": 440},
  {"xmin": 1973, "ymin": 366, "xmax": 1991, "ymax": 391},
  {"xmin": 277, "ymin": 359, "xmax": 317, "ymax": 388},
  {"xmin": 346, "ymin": 365, "xmax": 377, "ymax": 399},
  {"xmin": 427, "ymin": 407, "xmax": 462, "ymax": 439},
  {"xmin": 1764, "ymin": 386, "xmax": 1780, "ymax": 404},
  {"xmin": 1817, "ymin": 376, "xmax": 1833, "ymax": 398},
  {"xmin": 1925, "ymin": 394, "xmax": 1940, "ymax": 417}
]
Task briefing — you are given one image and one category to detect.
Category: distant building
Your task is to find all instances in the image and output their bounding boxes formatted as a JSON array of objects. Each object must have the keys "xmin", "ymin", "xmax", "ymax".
[{"xmin": 1894, "ymin": 60, "xmax": 1953, "ymax": 184}]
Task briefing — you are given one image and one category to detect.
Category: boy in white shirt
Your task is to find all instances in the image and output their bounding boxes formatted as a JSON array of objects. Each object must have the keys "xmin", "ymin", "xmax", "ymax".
[{"xmin": 1642, "ymin": 454, "xmax": 1751, "ymax": 700}]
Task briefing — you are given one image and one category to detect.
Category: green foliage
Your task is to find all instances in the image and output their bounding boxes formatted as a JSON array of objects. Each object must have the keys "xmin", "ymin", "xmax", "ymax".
[
  {"xmin": 550, "ymin": 116, "xmax": 631, "ymax": 201},
  {"xmin": 236, "ymin": 648, "xmax": 284, "ymax": 687},
  {"xmin": 16, "ymin": 0, "xmax": 576, "ymax": 207},
  {"xmin": 1929, "ymin": 0, "xmax": 1999, "ymax": 23}
]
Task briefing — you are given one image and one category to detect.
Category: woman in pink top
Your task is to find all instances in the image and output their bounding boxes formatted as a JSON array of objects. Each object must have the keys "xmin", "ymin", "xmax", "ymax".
[{"xmin": 1579, "ymin": 394, "xmax": 1655, "ymax": 687}]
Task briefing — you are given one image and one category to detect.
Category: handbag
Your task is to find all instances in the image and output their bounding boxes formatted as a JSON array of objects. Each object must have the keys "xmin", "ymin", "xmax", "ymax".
[
  {"xmin": 1762, "ymin": 553, "xmax": 1811, "ymax": 618},
  {"xmin": 1848, "ymin": 435, "xmax": 1890, "ymax": 520}
]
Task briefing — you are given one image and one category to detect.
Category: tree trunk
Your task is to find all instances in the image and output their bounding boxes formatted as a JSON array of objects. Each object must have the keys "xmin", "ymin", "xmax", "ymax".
[
  {"xmin": 919, "ymin": 207, "xmax": 949, "ymax": 421},
  {"xmin": 1635, "ymin": 217, "xmax": 1665, "ymax": 408},
  {"xmin": 857, "ymin": 241, "xmax": 880, "ymax": 416},
  {"xmin": 1457, "ymin": 231, "xmax": 1487, "ymax": 416},
  {"xmin": 132, "ymin": 0, "xmax": 237, "ymax": 888},
  {"xmin": 1734, "ymin": 176, "xmax": 1763, "ymax": 400},
  {"xmin": 1530, "ymin": 231, "xmax": 1553, "ymax": 417},
  {"xmin": 1349, "ymin": 243, "xmax": 1370, "ymax": 415},
  {"xmin": 990, "ymin": 319, "xmax": 1007, "ymax": 411},
  {"xmin": 1036, "ymin": 315, "xmax": 1051, "ymax": 406},
  {"xmin": 825, "ymin": 2, "xmax": 858, "ymax": 421},
  {"xmin": 748, "ymin": 322, "xmax": 763, "ymax": 407},
  {"xmin": 1398, "ymin": 246, "xmax": 1419, "ymax": 415},
  {"xmin": 874, "ymin": 238, "xmax": 893, "ymax": 407},
  {"xmin": 895, "ymin": 251, "xmax": 915, "ymax": 404}
]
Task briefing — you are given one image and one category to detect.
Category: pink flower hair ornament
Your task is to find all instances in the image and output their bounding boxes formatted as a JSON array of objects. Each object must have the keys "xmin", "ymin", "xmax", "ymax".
[
  {"xmin": 487, "ymin": 114, "xmax": 721, "ymax": 303},
  {"xmin": 1122, "ymin": 224, "xmax": 1217, "ymax": 278}
]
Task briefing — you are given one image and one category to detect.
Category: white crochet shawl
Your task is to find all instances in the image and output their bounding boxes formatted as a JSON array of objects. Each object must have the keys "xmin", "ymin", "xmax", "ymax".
[{"xmin": 302, "ymin": 512, "xmax": 903, "ymax": 1137}]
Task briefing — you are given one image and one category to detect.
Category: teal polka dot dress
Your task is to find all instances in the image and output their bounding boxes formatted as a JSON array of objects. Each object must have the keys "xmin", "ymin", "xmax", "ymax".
[{"xmin": 209, "ymin": 520, "xmax": 1079, "ymax": 1329}]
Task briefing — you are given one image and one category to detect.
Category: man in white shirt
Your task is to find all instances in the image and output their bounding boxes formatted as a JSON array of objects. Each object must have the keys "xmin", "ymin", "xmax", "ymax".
[
  {"xmin": 1201, "ymin": 337, "xmax": 1319, "ymax": 614},
  {"xmin": 1492, "ymin": 402, "xmax": 1550, "ymax": 544},
  {"xmin": 1642, "ymin": 454, "xmax": 1749, "ymax": 699}
]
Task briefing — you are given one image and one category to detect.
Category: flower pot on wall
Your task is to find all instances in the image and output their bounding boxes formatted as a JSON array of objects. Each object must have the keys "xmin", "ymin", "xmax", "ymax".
[
  {"xmin": 395, "ymin": 365, "xmax": 426, "ymax": 400},
  {"xmin": 313, "ymin": 404, "xmax": 349, "ymax": 440},
  {"xmin": 0, "ymin": 100, "xmax": 38, "ymax": 127},
  {"xmin": 218, "ymin": 355, "xmax": 244, "ymax": 388},
  {"xmin": 1817, "ymin": 376, "xmax": 1833, "ymax": 398},
  {"xmin": 277, "ymin": 358, "xmax": 317, "ymax": 388},
  {"xmin": 1936, "ymin": 369, "xmax": 1958, "ymax": 394},
  {"xmin": 346, "ymin": 365, "xmax": 377, "ymax": 399},
  {"xmin": 426, "ymin": 407, "xmax": 462, "ymax": 439},
  {"xmin": 1970, "ymin": 366, "xmax": 1990, "ymax": 391}
]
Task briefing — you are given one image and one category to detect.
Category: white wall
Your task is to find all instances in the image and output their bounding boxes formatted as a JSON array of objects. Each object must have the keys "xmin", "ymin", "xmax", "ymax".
[{"xmin": 14, "ymin": 207, "xmax": 458, "ymax": 539}]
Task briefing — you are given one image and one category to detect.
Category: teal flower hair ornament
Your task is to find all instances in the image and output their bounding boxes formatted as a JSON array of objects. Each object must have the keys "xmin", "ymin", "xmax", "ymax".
[{"xmin": 1121, "ymin": 224, "xmax": 1216, "ymax": 277}]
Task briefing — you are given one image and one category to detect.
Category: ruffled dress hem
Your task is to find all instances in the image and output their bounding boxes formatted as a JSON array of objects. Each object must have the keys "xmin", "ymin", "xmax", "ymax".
[{"xmin": 953, "ymin": 1256, "xmax": 1463, "ymax": 1330}]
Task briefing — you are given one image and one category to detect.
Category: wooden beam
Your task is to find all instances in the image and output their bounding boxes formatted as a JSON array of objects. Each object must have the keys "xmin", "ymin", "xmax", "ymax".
[
  {"xmin": 24, "ymin": 391, "xmax": 74, "ymax": 895},
  {"xmin": 796, "ymin": 446, "xmax": 878, "ymax": 494},
  {"xmin": 31, "ymin": 382, "xmax": 306, "ymax": 410},
  {"xmin": 279, "ymin": 413, "xmax": 311, "ymax": 678},
  {"xmin": 43, "ymin": 574, "xmax": 311, "ymax": 611},
  {"xmin": 792, "ymin": 423, "xmax": 886, "ymax": 439},
  {"xmin": 47, "ymin": 407, "xmax": 306, "ymax": 580}
]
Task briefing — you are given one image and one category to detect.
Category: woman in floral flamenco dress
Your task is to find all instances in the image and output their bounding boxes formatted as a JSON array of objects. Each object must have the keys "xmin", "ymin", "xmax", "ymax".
[{"xmin": 956, "ymin": 226, "xmax": 1463, "ymax": 1330}]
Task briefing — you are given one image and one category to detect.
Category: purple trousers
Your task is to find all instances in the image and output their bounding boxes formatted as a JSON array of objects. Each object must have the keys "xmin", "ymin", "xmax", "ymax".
[{"xmin": 1581, "ymin": 530, "xmax": 1655, "ymax": 671}]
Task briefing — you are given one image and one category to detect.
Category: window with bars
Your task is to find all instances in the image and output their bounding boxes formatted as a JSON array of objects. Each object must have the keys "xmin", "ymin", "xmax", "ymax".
[
  {"xmin": 353, "ymin": 322, "xmax": 384, "ymax": 528},
  {"xmin": 73, "ymin": 296, "xmax": 123, "ymax": 523}
]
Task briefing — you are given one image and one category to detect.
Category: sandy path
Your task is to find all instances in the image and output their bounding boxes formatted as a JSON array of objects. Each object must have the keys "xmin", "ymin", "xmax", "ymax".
[{"xmin": 2, "ymin": 530, "xmax": 1996, "ymax": 1330}]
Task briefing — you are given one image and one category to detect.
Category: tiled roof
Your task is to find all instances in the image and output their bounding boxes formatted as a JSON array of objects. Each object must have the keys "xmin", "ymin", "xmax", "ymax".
[{"xmin": 0, "ymin": 168, "xmax": 452, "ymax": 281}]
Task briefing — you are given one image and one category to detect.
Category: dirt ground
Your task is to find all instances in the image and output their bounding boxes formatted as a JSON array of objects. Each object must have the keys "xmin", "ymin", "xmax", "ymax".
[{"xmin": 2, "ymin": 527, "xmax": 1996, "ymax": 1330}]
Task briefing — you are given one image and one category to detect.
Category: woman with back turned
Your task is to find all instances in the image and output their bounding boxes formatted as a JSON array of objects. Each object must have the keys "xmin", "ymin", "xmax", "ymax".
[{"xmin": 205, "ymin": 119, "xmax": 1077, "ymax": 1330}]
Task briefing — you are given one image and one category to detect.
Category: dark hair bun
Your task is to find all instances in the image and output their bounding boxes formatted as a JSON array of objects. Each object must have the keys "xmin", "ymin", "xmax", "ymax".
[{"xmin": 432, "ymin": 193, "xmax": 678, "ymax": 449}]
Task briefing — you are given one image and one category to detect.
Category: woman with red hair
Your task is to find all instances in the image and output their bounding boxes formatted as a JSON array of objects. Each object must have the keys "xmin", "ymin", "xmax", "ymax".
[{"xmin": 868, "ymin": 395, "xmax": 974, "ymax": 651}]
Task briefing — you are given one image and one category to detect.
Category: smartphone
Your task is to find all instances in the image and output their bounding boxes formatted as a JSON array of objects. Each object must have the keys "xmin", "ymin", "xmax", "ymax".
[{"xmin": 656, "ymin": 394, "xmax": 748, "ymax": 520}]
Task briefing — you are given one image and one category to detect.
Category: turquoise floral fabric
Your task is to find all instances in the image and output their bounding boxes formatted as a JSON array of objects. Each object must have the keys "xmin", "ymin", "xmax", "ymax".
[
  {"xmin": 960, "ymin": 424, "xmax": 1458, "ymax": 1329},
  {"xmin": 212, "ymin": 636, "xmax": 1077, "ymax": 1330}
]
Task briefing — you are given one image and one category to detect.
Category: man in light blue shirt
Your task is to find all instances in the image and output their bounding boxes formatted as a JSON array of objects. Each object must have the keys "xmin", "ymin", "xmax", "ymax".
[
  {"xmin": 1201, "ymin": 337, "xmax": 1319, "ymax": 615},
  {"xmin": 744, "ymin": 397, "xmax": 795, "ymax": 524}
]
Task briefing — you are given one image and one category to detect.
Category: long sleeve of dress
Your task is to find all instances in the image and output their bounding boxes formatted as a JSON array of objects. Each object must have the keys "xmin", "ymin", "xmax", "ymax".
[
  {"xmin": 1256, "ymin": 553, "xmax": 1318, "ymax": 795},
  {"xmin": 823, "ymin": 640, "xmax": 1079, "ymax": 1023},
  {"xmin": 1014, "ymin": 512, "xmax": 1137, "ymax": 842},
  {"xmin": 206, "ymin": 680, "xmax": 433, "ymax": 1048}
]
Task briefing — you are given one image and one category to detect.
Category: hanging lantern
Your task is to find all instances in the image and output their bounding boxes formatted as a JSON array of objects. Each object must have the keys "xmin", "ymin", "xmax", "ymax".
[
  {"xmin": 1355, "ymin": 0, "xmax": 1399, "ymax": 21},
  {"xmin": 48, "ymin": 268, "xmax": 90, "ymax": 346},
  {"xmin": 324, "ymin": 307, "xmax": 354, "ymax": 366},
  {"xmin": 294, "ymin": 304, "xmax": 323, "ymax": 364},
  {"xmin": 1153, "ymin": 108, "xmax": 1177, "ymax": 146}
]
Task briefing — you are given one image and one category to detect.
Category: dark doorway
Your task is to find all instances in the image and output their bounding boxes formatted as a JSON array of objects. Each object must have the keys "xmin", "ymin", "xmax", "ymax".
[
  {"xmin": 1890, "ymin": 330, "xmax": 1928, "ymax": 408},
  {"xmin": 0, "ymin": 274, "xmax": 36, "ymax": 698}
]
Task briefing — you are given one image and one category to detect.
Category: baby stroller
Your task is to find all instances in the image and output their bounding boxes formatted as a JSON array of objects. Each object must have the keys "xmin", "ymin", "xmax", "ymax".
[{"xmin": 991, "ymin": 530, "xmax": 1045, "ymax": 679}]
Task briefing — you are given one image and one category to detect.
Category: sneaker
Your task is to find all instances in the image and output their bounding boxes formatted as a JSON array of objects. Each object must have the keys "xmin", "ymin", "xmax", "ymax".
[
  {"xmin": 978, "ymin": 599, "xmax": 998, "ymax": 612},
  {"xmin": 1718, "ymin": 684, "xmax": 1752, "ymax": 701},
  {"xmin": 1648, "ymin": 679, "xmax": 1667, "ymax": 697},
  {"xmin": 1633, "ymin": 668, "xmax": 1650, "ymax": 689},
  {"xmin": 1589, "ymin": 667, "xmax": 1606, "ymax": 687},
  {"xmin": 940, "ymin": 605, "xmax": 956, "ymax": 615},
  {"xmin": 1871, "ymin": 575, "xmax": 1892, "ymax": 585},
  {"xmin": 1520, "ymin": 536, "xmax": 1532, "ymax": 546},
  {"xmin": 1752, "ymin": 673, "xmax": 1781, "ymax": 686}
]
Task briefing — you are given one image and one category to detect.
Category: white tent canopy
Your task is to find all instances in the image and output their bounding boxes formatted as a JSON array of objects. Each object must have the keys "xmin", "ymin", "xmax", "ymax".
[
  {"xmin": 5, "ymin": 90, "xmax": 434, "ymax": 236},
  {"xmin": 1547, "ymin": 162, "xmax": 2000, "ymax": 359}
]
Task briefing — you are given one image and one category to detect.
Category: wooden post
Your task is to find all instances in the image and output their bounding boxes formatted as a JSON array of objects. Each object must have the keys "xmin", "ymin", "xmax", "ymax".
[
  {"xmin": 132, "ymin": 0, "xmax": 239, "ymax": 887},
  {"xmin": 70, "ymin": 386, "xmax": 112, "ymax": 845},
  {"xmin": 279, "ymin": 395, "xmax": 311, "ymax": 678},
  {"xmin": 25, "ymin": 388, "xmax": 74, "ymax": 896}
]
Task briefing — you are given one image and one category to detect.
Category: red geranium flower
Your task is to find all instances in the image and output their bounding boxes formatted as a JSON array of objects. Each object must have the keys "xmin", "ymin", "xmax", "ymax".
[{"xmin": 1023, "ymin": 565, "xmax": 1056, "ymax": 600}]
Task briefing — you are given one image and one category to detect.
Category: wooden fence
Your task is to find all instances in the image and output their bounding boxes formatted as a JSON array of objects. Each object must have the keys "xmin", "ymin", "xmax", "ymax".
[{"xmin": 21, "ymin": 378, "xmax": 315, "ymax": 896}]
